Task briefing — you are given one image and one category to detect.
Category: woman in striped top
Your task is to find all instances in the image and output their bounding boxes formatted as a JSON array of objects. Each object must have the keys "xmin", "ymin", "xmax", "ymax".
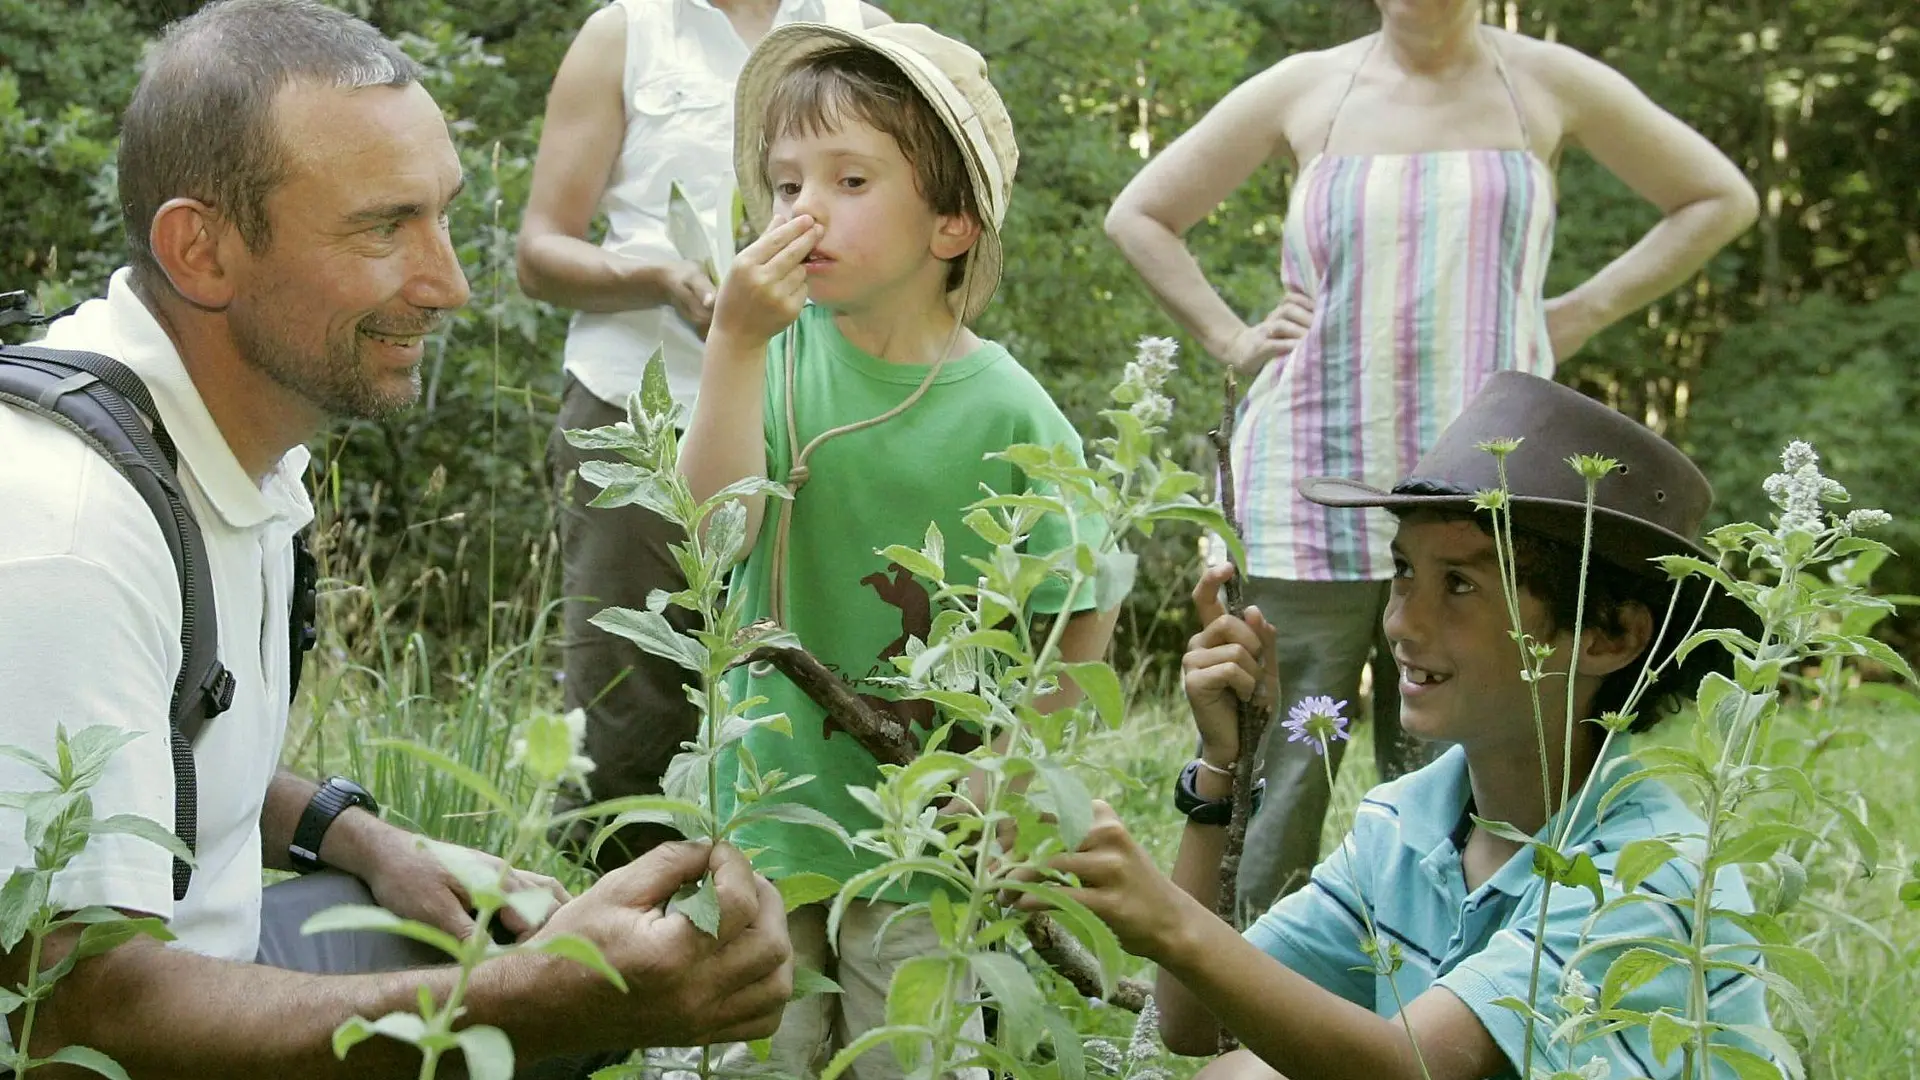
[{"xmin": 1106, "ymin": 0, "xmax": 1756, "ymax": 918}]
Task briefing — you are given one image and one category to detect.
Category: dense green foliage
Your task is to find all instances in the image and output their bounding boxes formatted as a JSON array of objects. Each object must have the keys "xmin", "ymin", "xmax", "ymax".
[{"xmin": 2, "ymin": 0, "xmax": 1914, "ymax": 667}]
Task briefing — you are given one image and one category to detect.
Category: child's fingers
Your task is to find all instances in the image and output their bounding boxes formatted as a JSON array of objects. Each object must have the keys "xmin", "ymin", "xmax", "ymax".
[
  {"xmin": 1191, "ymin": 563, "xmax": 1235, "ymax": 625},
  {"xmin": 738, "ymin": 214, "xmax": 816, "ymax": 265},
  {"xmin": 761, "ymin": 221, "xmax": 825, "ymax": 275}
]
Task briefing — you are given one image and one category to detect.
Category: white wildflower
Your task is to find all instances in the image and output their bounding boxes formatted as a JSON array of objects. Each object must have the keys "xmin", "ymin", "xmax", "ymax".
[
  {"xmin": 1129, "ymin": 391, "xmax": 1174, "ymax": 429},
  {"xmin": 1084, "ymin": 1039, "xmax": 1123, "ymax": 1074},
  {"xmin": 1844, "ymin": 508, "xmax": 1892, "ymax": 533},
  {"xmin": 1765, "ymin": 440, "xmax": 1848, "ymax": 538},
  {"xmin": 1125, "ymin": 994, "xmax": 1162, "ymax": 1066},
  {"xmin": 1576, "ymin": 1056, "xmax": 1614, "ymax": 1080},
  {"xmin": 1134, "ymin": 335, "xmax": 1179, "ymax": 386}
]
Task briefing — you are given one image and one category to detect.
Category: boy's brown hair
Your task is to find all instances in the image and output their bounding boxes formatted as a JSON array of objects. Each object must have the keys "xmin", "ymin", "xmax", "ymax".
[{"xmin": 760, "ymin": 45, "xmax": 977, "ymax": 289}]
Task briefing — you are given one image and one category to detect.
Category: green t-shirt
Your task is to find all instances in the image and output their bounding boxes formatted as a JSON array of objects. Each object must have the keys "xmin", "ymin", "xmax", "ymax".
[{"xmin": 719, "ymin": 305, "xmax": 1094, "ymax": 887}]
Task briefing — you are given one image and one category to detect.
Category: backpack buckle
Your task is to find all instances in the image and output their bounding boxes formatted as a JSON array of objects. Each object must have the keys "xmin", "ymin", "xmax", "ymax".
[{"xmin": 204, "ymin": 665, "xmax": 237, "ymax": 716}]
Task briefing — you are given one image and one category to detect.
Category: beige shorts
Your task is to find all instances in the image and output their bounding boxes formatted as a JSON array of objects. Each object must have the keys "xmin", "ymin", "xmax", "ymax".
[{"xmin": 724, "ymin": 900, "xmax": 988, "ymax": 1080}]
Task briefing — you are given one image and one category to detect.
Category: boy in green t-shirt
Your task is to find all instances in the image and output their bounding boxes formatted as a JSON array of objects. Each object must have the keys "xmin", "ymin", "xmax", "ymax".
[{"xmin": 680, "ymin": 21, "xmax": 1116, "ymax": 1079}]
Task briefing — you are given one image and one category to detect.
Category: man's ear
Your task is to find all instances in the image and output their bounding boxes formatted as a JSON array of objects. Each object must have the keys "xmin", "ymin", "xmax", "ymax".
[
  {"xmin": 1576, "ymin": 601, "xmax": 1655, "ymax": 679},
  {"xmin": 149, "ymin": 198, "xmax": 240, "ymax": 311},
  {"xmin": 929, "ymin": 210, "xmax": 982, "ymax": 263}
]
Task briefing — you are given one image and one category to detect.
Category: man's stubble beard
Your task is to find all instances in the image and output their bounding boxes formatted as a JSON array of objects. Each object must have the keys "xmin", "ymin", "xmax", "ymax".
[{"xmin": 229, "ymin": 304, "xmax": 421, "ymax": 421}]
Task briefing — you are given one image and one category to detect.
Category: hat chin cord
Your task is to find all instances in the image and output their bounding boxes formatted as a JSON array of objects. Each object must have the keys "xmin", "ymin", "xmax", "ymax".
[{"xmin": 765, "ymin": 273, "xmax": 976, "ymax": 628}]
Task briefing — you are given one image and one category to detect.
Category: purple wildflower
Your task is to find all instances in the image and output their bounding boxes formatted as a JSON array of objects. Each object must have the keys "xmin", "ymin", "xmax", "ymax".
[{"xmin": 1283, "ymin": 695, "xmax": 1351, "ymax": 756}]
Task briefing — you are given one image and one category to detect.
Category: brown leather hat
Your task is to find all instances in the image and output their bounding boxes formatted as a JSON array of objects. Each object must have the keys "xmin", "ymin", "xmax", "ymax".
[{"xmin": 1298, "ymin": 371, "xmax": 1714, "ymax": 579}]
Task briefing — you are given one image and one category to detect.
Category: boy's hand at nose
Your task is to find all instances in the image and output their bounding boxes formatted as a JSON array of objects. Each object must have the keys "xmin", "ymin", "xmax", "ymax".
[{"xmin": 709, "ymin": 214, "xmax": 824, "ymax": 352}]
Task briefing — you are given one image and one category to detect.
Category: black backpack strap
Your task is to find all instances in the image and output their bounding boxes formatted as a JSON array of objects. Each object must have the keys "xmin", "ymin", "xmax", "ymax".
[
  {"xmin": 290, "ymin": 529, "xmax": 318, "ymax": 702},
  {"xmin": 0, "ymin": 344, "xmax": 233, "ymax": 901}
]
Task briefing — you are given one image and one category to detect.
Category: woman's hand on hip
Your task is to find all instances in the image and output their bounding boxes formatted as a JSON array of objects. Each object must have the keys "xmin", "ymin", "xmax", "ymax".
[{"xmin": 1220, "ymin": 292, "xmax": 1314, "ymax": 377}]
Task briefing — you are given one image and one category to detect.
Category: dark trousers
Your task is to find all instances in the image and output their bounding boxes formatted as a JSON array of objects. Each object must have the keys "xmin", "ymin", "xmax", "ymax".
[
  {"xmin": 547, "ymin": 377, "xmax": 704, "ymax": 870},
  {"xmin": 256, "ymin": 871, "xmax": 628, "ymax": 1078},
  {"xmin": 1235, "ymin": 577, "xmax": 1436, "ymax": 921}
]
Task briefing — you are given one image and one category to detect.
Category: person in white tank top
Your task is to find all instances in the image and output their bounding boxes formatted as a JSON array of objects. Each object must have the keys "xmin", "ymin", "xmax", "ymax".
[{"xmin": 516, "ymin": 0, "xmax": 889, "ymax": 870}]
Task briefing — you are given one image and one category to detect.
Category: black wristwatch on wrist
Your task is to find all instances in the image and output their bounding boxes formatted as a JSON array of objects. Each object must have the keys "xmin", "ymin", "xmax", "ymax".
[
  {"xmin": 289, "ymin": 776, "xmax": 378, "ymax": 873},
  {"xmin": 1173, "ymin": 760, "xmax": 1266, "ymax": 826}
]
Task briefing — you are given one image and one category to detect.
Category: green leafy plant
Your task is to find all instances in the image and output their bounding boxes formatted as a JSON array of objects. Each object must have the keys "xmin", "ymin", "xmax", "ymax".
[
  {"xmin": 787, "ymin": 336, "xmax": 1234, "ymax": 1080},
  {"xmin": 1468, "ymin": 438, "xmax": 1913, "ymax": 1079},
  {"xmin": 305, "ymin": 707, "xmax": 625, "ymax": 1080},
  {"xmin": 560, "ymin": 353, "xmax": 851, "ymax": 936},
  {"xmin": 0, "ymin": 724, "xmax": 186, "ymax": 1079}
]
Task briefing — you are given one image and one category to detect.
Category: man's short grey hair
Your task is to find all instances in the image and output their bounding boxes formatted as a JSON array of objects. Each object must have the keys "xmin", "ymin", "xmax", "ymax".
[{"xmin": 119, "ymin": 0, "xmax": 422, "ymax": 288}]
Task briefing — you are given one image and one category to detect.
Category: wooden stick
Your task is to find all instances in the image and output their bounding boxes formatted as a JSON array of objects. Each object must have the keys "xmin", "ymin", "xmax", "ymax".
[
  {"xmin": 1208, "ymin": 371, "xmax": 1269, "ymax": 1054},
  {"xmin": 739, "ymin": 639, "xmax": 1153, "ymax": 1012}
]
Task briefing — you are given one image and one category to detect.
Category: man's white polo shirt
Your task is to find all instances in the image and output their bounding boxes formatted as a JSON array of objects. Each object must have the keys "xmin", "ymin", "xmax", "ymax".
[{"xmin": 0, "ymin": 267, "xmax": 314, "ymax": 962}]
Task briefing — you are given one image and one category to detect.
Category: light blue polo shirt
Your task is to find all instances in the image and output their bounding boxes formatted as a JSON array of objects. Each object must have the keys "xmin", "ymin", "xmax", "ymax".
[{"xmin": 1246, "ymin": 738, "xmax": 1775, "ymax": 1078}]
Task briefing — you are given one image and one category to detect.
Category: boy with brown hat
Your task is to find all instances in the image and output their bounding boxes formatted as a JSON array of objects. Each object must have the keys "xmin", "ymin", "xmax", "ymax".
[
  {"xmin": 680, "ymin": 20, "xmax": 1114, "ymax": 1079},
  {"xmin": 1030, "ymin": 373, "xmax": 1774, "ymax": 1078}
]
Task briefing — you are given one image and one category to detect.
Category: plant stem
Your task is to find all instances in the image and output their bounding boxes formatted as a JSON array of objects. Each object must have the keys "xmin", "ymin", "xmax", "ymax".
[{"xmin": 1325, "ymin": 752, "xmax": 1433, "ymax": 1080}]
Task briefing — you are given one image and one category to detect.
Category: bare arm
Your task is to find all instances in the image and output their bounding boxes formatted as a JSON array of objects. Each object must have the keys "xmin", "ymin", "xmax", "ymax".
[
  {"xmin": 1105, "ymin": 57, "xmax": 1306, "ymax": 366},
  {"xmin": 1540, "ymin": 44, "xmax": 1760, "ymax": 359},
  {"xmin": 515, "ymin": 6, "xmax": 711, "ymax": 320},
  {"xmin": 680, "ymin": 216, "xmax": 821, "ymax": 557},
  {"xmin": 6, "ymin": 844, "xmax": 792, "ymax": 1078},
  {"xmin": 1032, "ymin": 605, "xmax": 1120, "ymax": 715}
]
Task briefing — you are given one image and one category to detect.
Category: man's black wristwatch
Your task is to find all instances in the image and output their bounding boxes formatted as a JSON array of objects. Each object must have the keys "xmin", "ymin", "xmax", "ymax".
[
  {"xmin": 1173, "ymin": 759, "xmax": 1266, "ymax": 826},
  {"xmin": 289, "ymin": 776, "xmax": 378, "ymax": 873}
]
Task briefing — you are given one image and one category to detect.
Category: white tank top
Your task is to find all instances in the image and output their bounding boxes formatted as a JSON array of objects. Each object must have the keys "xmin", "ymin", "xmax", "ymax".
[{"xmin": 562, "ymin": 0, "xmax": 866, "ymax": 411}]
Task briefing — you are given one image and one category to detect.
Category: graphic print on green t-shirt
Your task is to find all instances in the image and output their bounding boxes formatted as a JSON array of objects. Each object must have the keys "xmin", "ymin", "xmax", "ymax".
[{"xmin": 717, "ymin": 305, "xmax": 1097, "ymax": 893}]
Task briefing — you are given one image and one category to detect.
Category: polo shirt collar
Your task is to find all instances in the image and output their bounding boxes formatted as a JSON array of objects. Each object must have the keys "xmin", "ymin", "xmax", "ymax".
[
  {"xmin": 1479, "ymin": 734, "xmax": 1640, "ymax": 898},
  {"xmin": 1401, "ymin": 736, "xmax": 1641, "ymax": 896},
  {"xmin": 93, "ymin": 268, "xmax": 311, "ymax": 531}
]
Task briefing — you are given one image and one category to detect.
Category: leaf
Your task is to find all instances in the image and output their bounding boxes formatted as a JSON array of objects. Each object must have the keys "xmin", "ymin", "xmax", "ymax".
[
  {"xmin": 1612, "ymin": 837, "xmax": 1682, "ymax": 893},
  {"xmin": 1032, "ymin": 760, "xmax": 1094, "ymax": 851},
  {"xmin": 1600, "ymin": 947, "xmax": 1680, "ymax": 1009},
  {"xmin": 672, "ymin": 877, "xmax": 722, "ymax": 936},
  {"xmin": 550, "ymin": 794, "xmax": 708, "ymax": 830},
  {"xmin": 703, "ymin": 498, "xmax": 749, "ymax": 570},
  {"xmin": 1470, "ymin": 814, "xmax": 1535, "ymax": 845},
  {"xmin": 885, "ymin": 954, "xmax": 957, "ymax": 1032},
  {"xmin": 454, "ymin": 1025, "xmax": 516, "ymax": 1080},
  {"xmin": 300, "ymin": 905, "xmax": 463, "ymax": 962},
  {"xmin": 1043, "ymin": 1006, "xmax": 1086, "ymax": 1080},
  {"xmin": 731, "ymin": 800, "xmax": 852, "ymax": 847},
  {"xmin": 1559, "ymin": 851, "xmax": 1606, "ymax": 909},
  {"xmin": 775, "ymin": 872, "xmax": 843, "ymax": 913},
  {"xmin": 38, "ymin": 1045, "xmax": 132, "ymax": 1080},
  {"xmin": 503, "ymin": 885, "xmax": 560, "ymax": 932},
  {"xmin": 1723, "ymin": 1023, "xmax": 1806, "ymax": 1080},
  {"xmin": 703, "ymin": 474, "xmax": 792, "ymax": 513},
  {"xmin": 0, "ymin": 868, "xmax": 49, "ymax": 952},
  {"xmin": 819, "ymin": 1024, "xmax": 928, "ymax": 1080},
  {"xmin": 968, "ymin": 951, "xmax": 1044, "ymax": 1056},
  {"xmin": 72, "ymin": 812, "xmax": 194, "ymax": 864},
  {"xmin": 588, "ymin": 607, "xmax": 708, "ymax": 674},
  {"xmin": 791, "ymin": 964, "xmax": 844, "ymax": 999},
  {"xmin": 1820, "ymin": 794, "xmax": 1880, "ymax": 872},
  {"xmin": 368, "ymin": 738, "xmax": 513, "ymax": 819},
  {"xmin": 1062, "ymin": 661, "xmax": 1125, "ymax": 731},
  {"xmin": 877, "ymin": 544, "xmax": 945, "ymax": 585},
  {"xmin": 0, "ymin": 744, "xmax": 58, "ymax": 783},
  {"xmin": 1709, "ymin": 822, "xmax": 1817, "ymax": 872},
  {"xmin": 667, "ymin": 180, "xmax": 717, "ymax": 281},
  {"xmin": 1713, "ymin": 1043, "xmax": 1791, "ymax": 1080},
  {"xmin": 332, "ymin": 1011, "xmax": 430, "ymax": 1059},
  {"xmin": 1092, "ymin": 550, "xmax": 1138, "ymax": 612},
  {"xmin": 64, "ymin": 725, "xmax": 145, "ymax": 789},
  {"xmin": 639, "ymin": 351, "xmax": 674, "ymax": 418},
  {"xmin": 1647, "ymin": 1010, "xmax": 1693, "ymax": 1064},
  {"xmin": 532, "ymin": 933, "xmax": 628, "ymax": 992}
]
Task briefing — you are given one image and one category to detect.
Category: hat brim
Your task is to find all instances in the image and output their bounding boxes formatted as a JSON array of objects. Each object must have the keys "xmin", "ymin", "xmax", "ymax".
[
  {"xmin": 1298, "ymin": 475, "xmax": 1758, "ymax": 640},
  {"xmin": 733, "ymin": 23, "xmax": 1004, "ymax": 324}
]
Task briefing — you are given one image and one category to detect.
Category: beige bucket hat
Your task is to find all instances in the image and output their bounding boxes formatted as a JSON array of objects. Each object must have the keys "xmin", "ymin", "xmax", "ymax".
[{"xmin": 733, "ymin": 21, "xmax": 1018, "ymax": 324}]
